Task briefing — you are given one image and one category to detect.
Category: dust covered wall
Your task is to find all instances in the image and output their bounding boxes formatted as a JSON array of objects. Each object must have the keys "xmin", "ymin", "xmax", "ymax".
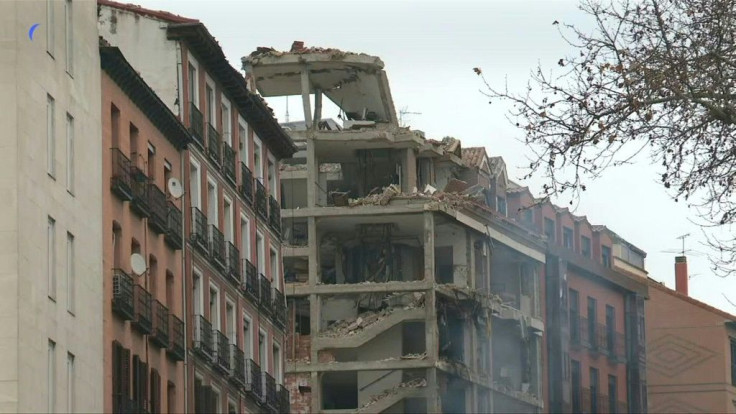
[
  {"xmin": 286, "ymin": 373, "xmax": 312, "ymax": 414},
  {"xmin": 321, "ymin": 297, "xmax": 358, "ymax": 329},
  {"xmin": 356, "ymin": 324, "xmax": 404, "ymax": 407},
  {"xmin": 435, "ymin": 224, "xmax": 469, "ymax": 286}
]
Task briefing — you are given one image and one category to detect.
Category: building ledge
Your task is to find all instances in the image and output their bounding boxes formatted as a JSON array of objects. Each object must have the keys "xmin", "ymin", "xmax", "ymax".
[
  {"xmin": 286, "ymin": 358, "xmax": 433, "ymax": 373},
  {"xmin": 285, "ymin": 280, "xmax": 431, "ymax": 296}
]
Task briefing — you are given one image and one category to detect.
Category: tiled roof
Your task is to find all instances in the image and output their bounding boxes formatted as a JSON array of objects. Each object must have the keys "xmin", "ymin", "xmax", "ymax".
[
  {"xmin": 648, "ymin": 278, "xmax": 736, "ymax": 321},
  {"xmin": 461, "ymin": 147, "xmax": 487, "ymax": 168},
  {"xmin": 98, "ymin": 0, "xmax": 199, "ymax": 23}
]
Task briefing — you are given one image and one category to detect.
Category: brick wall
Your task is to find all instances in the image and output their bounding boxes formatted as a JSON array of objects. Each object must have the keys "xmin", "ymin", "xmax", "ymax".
[{"xmin": 286, "ymin": 373, "xmax": 312, "ymax": 413}]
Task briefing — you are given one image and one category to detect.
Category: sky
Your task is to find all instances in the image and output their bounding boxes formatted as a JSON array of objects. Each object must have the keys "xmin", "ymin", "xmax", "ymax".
[{"xmin": 135, "ymin": 0, "xmax": 735, "ymax": 312}]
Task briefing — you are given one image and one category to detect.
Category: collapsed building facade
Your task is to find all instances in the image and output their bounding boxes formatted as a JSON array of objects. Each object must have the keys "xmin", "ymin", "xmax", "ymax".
[{"xmin": 243, "ymin": 43, "xmax": 547, "ymax": 413}]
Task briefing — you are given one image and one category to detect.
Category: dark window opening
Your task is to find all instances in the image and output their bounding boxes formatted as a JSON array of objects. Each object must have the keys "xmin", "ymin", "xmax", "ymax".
[
  {"xmin": 563, "ymin": 227, "xmax": 573, "ymax": 249},
  {"xmin": 590, "ymin": 367, "xmax": 599, "ymax": 414},
  {"xmin": 569, "ymin": 289, "xmax": 580, "ymax": 344},
  {"xmin": 571, "ymin": 360, "xmax": 581, "ymax": 413},
  {"xmin": 602, "ymin": 245, "xmax": 612, "ymax": 268},
  {"xmin": 435, "ymin": 246, "xmax": 454, "ymax": 284},
  {"xmin": 544, "ymin": 218, "xmax": 555, "ymax": 241},
  {"xmin": 581, "ymin": 236, "xmax": 592, "ymax": 258}
]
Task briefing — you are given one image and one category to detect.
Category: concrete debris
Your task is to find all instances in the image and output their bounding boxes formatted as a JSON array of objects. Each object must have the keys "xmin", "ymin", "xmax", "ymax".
[
  {"xmin": 358, "ymin": 378, "xmax": 427, "ymax": 412},
  {"xmin": 347, "ymin": 183, "xmax": 485, "ymax": 211},
  {"xmin": 400, "ymin": 352, "xmax": 427, "ymax": 360},
  {"xmin": 319, "ymin": 293, "xmax": 425, "ymax": 338},
  {"xmin": 249, "ymin": 41, "xmax": 367, "ymax": 60},
  {"xmin": 443, "ymin": 178, "xmax": 469, "ymax": 193},
  {"xmin": 491, "ymin": 381, "xmax": 540, "ymax": 403}
]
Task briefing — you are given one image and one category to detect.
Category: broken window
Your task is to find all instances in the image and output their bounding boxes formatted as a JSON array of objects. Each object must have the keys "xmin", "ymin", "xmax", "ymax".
[
  {"xmin": 322, "ymin": 372, "xmax": 357, "ymax": 410},
  {"xmin": 434, "ymin": 246, "xmax": 454, "ymax": 284}
]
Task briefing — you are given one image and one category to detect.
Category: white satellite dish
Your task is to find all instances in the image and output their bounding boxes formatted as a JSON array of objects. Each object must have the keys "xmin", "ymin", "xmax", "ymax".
[
  {"xmin": 130, "ymin": 253, "xmax": 147, "ymax": 276},
  {"xmin": 167, "ymin": 177, "xmax": 184, "ymax": 199}
]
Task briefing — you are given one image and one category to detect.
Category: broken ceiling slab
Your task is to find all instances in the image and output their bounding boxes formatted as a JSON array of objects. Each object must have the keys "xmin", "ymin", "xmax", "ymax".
[{"xmin": 243, "ymin": 41, "xmax": 398, "ymax": 125}]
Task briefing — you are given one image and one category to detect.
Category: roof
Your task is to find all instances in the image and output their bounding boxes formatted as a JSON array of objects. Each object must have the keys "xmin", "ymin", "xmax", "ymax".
[
  {"xmin": 100, "ymin": 42, "xmax": 191, "ymax": 150},
  {"xmin": 97, "ymin": 0, "xmax": 198, "ymax": 23},
  {"xmin": 461, "ymin": 147, "xmax": 487, "ymax": 168},
  {"xmin": 165, "ymin": 23, "xmax": 297, "ymax": 159},
  {"xmin": 648, "ymin": 278, "xmax": 736, "ymax": 321}
]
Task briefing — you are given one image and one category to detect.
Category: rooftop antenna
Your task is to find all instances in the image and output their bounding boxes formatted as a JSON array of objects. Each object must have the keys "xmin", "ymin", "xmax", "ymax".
[
  {"xmin": 399, "ymin": 106, "xmax": 421, "ymax": 127},
  {"xmin": 285, "ymin": 96, "xmax": 290, "ymax": 123},
  {"xmin": 676, "ymin": 233, "xmax": 691, "ymax": 256},
  {"xmin": 660, "ymin": 234, "xmax": 706, "ymax": 257}
]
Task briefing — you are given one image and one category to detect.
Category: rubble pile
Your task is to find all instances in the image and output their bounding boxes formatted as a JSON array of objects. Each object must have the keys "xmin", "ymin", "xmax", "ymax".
[
  {"xmin": 358, "ymin": 378, "xmax": 428, "ymax": 412},
  {"xmin": 346, "ymin": 181, "xmax": 487, "ymax": 210},
  {"xmin": 319, "ymin": 293, "xmax": 425, "ymax": 338}
]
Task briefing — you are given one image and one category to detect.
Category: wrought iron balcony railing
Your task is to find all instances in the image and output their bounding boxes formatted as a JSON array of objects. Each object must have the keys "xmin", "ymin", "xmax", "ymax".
[
  {"xmin": 262, "ymin": 372, "xmax": 277, "ymax": 410},
  {"xmin": 110, "ymin": 148, "xmax": 134, "ymax": 201},
  {"xmin": 229, "ymin": 345, "xmax": 246, "ymax": 387},
  {"xmin": 245, "ymin": 359, "xmax": 262, "ymax": 399},
  {"xmin": 242, "ymin": 260, "xmax": 258, "ymax": 303},
  {"xmin": 255, "ymin": 180, "xmax": 268, "ymax": 220},
  {"xmin": 209, "ymin": 225, "xmax": 226, "ymax": 270},
  {"xmin": 213, "ymin": 330, "xmax": 230, "ymax": 373},
  {"xmin": 226, "ymin": 241, "xmax": 240, "ymax": 286},
  {"xmin": 207, "ymin": 123, "xmax": 220, "ymax": 166},
  {"xmin": 150, "ymin": 299, "xmax": 169, "ymax": 348},
  {"xmin": 193, "ymin": 315, "xmax": 214, "ymax": 360},
  {"xmin": 168, "ymin": 313, "xmax": 185, "ymax": 362},
  {"xmin": 222, "ymin": 143, "xmax": 236, "ymax": 184},
  {"xmin": 268, "ymin": 195, "xmax": 281, "ymax": 235},
  {"xmin": 129, "ymin": 167, "xmax": 151, "ymax": 218},
  {"xmin": 273, "ymin": 288, "xmax": 286, "ymax": 329},
  {"xmin": 112, "ymin": 269, "xmax": 135, "ymax": 321},
  {"xmin": 190, "ymin": 207, "xmax": 208, "ymax": 255},
  {"xmin": 259, "ymin": 274, "xmax": 272, "ymax": 314},
  {"xmin": 113, "ymin": 393, "xmax": 138, "ymax": 414},
  {"xmin": 189, "ymin": 102, "xmax": 204, "ymax": 148},
  {"xmin": 277, "ymin": 384, "xmax": 290, "ymax": 414},
  {"xmin": 165, "ymin": 202, "xmax": 183, "ymax": 250},
  {"xmin": 148, "ymin": 183, "xmax": 168, "ymax": 234},
  {"xmin": 132, "ymin": 284, "xmax": 153, "ymax": 335},
  {"xmin": 239, "ymin": 162, "xmax": 254, "ymax": 203}
]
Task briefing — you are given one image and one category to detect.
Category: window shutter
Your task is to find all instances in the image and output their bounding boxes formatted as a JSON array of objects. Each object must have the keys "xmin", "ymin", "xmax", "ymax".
[
  {"xmin": 194, "ymin": 379, "xmax": 202, "ymax": 414},
  {"xmin": 132, "ymin": 355, "xmax": 140, "ymax": 409},
  {"xmin": 141, "ymin": 360, "xmax": 149, "ymax": 412},
  {"xmin": 112, "ymin": 342, "xmax": 120, "ymax": 414},
  {"xmin": 121, "ymin": 347, "xmax": 131, "ymax": 400},
  {"xmin": 150, "ymin": 369, "xmax": 161, "ymax": 414}
]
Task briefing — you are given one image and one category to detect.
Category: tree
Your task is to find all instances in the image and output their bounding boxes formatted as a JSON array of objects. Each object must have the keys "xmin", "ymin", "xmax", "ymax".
[{"xmin": 477, "ymin": 0, "xmax": 736, "ymax": 275}]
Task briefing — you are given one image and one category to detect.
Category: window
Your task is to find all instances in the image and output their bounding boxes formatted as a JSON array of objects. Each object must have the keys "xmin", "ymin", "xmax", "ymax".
[
  {"xmin": 221, "ymin": 100, "xmax": 232, "ymax": 145},
  {"xmin": 167, "ymin": 382, "xmax": 176, "ymax": 414},
  {"xmin": 188, "ymin": 63, "xmax": 198, "ymax": 107},
  {"xmin": 731, "ymin": 338, "xmax": 736, "ymax": 386},
  {"xmin": 571, "ymin": 359, "xmax": 581, "ymax": 413},
  {"xmin": 602, "ymin": 245, "xmax": 612, "ymax": 268},
  {"xmin": 189, "ymin": 160, "xmax": 201, "ymax": 210},
  {"xmin": 240, "ymin": 215, "xmax": 251, "ymax": 261},
  {"xmin": 226, "ymin": 300, "xmax": 235, "ymax": 344},
  {"xmin": 544, "ymin": 217, "xmax": 555, "ymax": 241},
  {"xmin": 569, "ymin": 289, "xmax": 580, "ymax": 344},
  {"xmin": 256, "ymin": 232, "xmax": 265, "ymax": 275},
  {"xmin": 259, "ymin": 331, "xmax": 267, "ymax": 370},
  {"xmin": 270, "ymin": 246, "xmax": 280, "ymax": 289},
  {"xmin": 66, "ymin": 232, "xmax": 75, "ymax": 313},
  {"xmin": 67, "ymin": 352, "xmax": 75, "ymax": 413},
  {"xmin": 581, "ymin": 236, "xmax": 592, "ymax": 258},
  {"xmin": 563, "ymin": 227, "xmax": 573, "ymax": 249},
  {"xmin": 129, "ymin": 124, "xmax": 139, "ymax": 162},
  {"xmin": 147, "ymin": 143, "xmax": 156, "ymax": 181},
  {"xmin": 46, "ymin": 0, "xmax": 54, "ymax": 56},
  {"xmin": 608, "ymin": 375, "xmax": 618, "ymax": 414},
  {"xmin": 273, "ymin": 343, "xmax": 282, "ymax": 384},
  {"xmin": 590, "ymin": 367, "xmax": 599, "ymax": 414},
  {"xmin": 47, "ymin": 94, "xmax": 56, "ymax": 177},
  {"xmin": 523, "ymin": 208, "xmax": 533, "ymax": 224},
  {"xmin": 243, "ymin": 315, "xmax": 253, "ymax": 359},
  {"xmin": 206, "ymin": 83, "xmax": 215, "ymax": 126},
  {"xmin": 254, "ymin": 136, "xmax": 263, "ymax": 180},
  {"xmin": 606, "ymin": 305, "xmax": 615, "ymax": 355},
  {"xmin": 588, "ymin": 297, "xmax": 597, "ymax": 347},
  {"xmin": 228, "ymin": 400, "xmax": 237, "ymax": 414},
  {"xmin": 111, "ymin": 104, "xmax": 121, "ymax": 149},
  {"xmin": 209, "ymin": 284, "xmax": 220, "ymax": 330},
  {"xmin": 210, "ymin": 386, "xmax": 221, "ymax": 413},
  {"xmin": 66, "ymin": 114, "xmax": 74, "ymax": 193},
  {"xmin": 238, "ymin": 120, "xmax": 248, "ymax": 165},
  {"xmin": 193, "ymin": 269, "xmax": 203, "ymax": 315},
  {"xmin": 223, "ymin": 197, "xmax": 233, "ymax": 242},
  {"xmin": 268, "ymin": 156, "xmax": 276, "ymax": 194},
  {"xmin": 207, "ymin": 179, "xmax": 218, "ymax": 225},
  {"xmin": 48, "ymin": 216, "xmax": 56, "ymax": 299},
  {"xmin": 64, "ymin": 0, "xmax": 73, "ymax": 74},
  {"xmin": 48, "ymin": 340, "xmax": 56, "ymax": 412},
  {"xmin": 496, "ymin": 196, "xmax": 507, "ymax": 216}
]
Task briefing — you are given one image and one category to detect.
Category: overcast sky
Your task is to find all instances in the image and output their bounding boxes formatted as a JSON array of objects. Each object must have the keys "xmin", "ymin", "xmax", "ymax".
[{"xmin": 136, "ymin": 0, "xmax": 735, "ymax": 312}]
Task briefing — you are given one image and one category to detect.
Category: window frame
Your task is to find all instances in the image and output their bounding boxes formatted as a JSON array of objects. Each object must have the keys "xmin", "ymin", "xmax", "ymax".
[
  {"xmin": 48, "ymin": 216, "xmax": 56, "ymax": 300},
  {"xmin": 64, "ymin": 0, "xmax": 73, "ymax": 75},
  {"xmin": 47, "ymin": 94, "xmax": 56, "ymax": 178},
  {"xmin": 66, "ymin": 232, "xmax": 75, "ymax": 314}
]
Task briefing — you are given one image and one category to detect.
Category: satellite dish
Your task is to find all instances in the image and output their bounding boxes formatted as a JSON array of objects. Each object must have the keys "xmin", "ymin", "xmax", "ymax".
[
  {"xmin": 167, "ymin": 178, "xmax": 184, "ymax": 199},
  {"xmin": 130, "ymin": 253, "xmax": 147, "ymax": 276}
]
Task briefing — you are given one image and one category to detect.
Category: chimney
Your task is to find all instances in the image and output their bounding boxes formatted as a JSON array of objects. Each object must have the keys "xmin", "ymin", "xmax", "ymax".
[{"xmin": 675, "ymin": 255, "xmax": 688, "ymax": 295}]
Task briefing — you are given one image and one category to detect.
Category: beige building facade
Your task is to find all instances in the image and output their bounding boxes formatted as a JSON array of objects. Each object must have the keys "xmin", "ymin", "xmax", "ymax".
[{"xmin": 0, "ymin": 0, "xmax": 103, "ymax": 412}]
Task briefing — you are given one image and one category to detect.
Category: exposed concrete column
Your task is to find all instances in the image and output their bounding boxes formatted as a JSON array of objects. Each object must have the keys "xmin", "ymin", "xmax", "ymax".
[
  {"xmin": 310, "ymin": 372, "xmax": 321, "ymax": 413},
  {"xmin": 424, "ymin": 211, "xmax": 440, "ymax": 412},
  {"xmin": 309, "ymin": 292, "xmax": 321, "ymax": 412},
  {"xmin": 426, "ymin": 368, "xmax": 441, "ymax": 413},
  {"xmin": 313, "ymin": 89, "xmax": 322, "ymax": 127},
  {"xmin": 404, "ymin": 148, "xmax": 417, "ymax": 192},
  {"xmin": 424, "ymin": 211, "xmax": 435, "ymax": 282},
  {"xmin": 468, "ymin": 234, "xmax": 476, "ymax": 290},
  {"xmin": 306, "ymin": 139, "xmax": 317, "ymax": 208},
  {"xmin": 301, "ymin": 65, "xmax": 313, "ymax": 129},
  {"xmin": 307, "ymin": 216, "xmax": 318, "ymax": 286}
]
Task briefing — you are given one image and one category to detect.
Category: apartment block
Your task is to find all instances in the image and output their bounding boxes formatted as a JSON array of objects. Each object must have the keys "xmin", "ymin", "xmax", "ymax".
[
  {"xmin": 647, "ymin": 257, "xmax": 736, "ymax": 413},
  {"xmin": 0, "ymin": 1, "xmax": 103, "ymax": 412},
  {"xmin": 243, "ymin": 42, "xmax": 547, "ymax": 413},
  {"xmin": 504, "ymin": 186, "xmax": 649, "ymax": 412},
  {"xmin": 98, "ymin": 1, "xmax": 296, "ymax": 413},
  {"xmin": 101, "ymin": 42, "xmax": 190, "ymax": 413}
]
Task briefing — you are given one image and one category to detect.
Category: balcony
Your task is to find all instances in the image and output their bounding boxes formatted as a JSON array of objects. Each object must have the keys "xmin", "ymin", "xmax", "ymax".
[
  {"xmin": 222, "ymin": 143, "xmax": 236, "ymax": 184},
  {"xmin": 165, "ymin": 202, "xmax": 183, "ymax": 250},
  {"xmin": 190, "ymin": 208, "xmax": 208, "ymax": 256},
  {"xmin": 229, "ymin": 345, "xmax": 246, "ymax": 387},
  {"xmin": 226, "ymin": 242, "xmax": 240, "ymax": 286},
  {"xmin": 268, "ymin": 195, "xmax": 281, "ymax": 235},
  {"xmin": 168, "ymin": 314, "xmax": 185, "ymax": 361},
  {"xmin": 148, "ymin": 183, "xmax": 168, "ymax": 234},
  {"xmin": 132, "ymin": 284, "xmax": 153, "ymax": 335},
  {"xmin": 213, "ymin": 330, "xmax": 230, "ymax": 373},
  {"xmin": 245, "ymin": 359, "xmax": 262, "ymax": 399},
  {"xmin": 255, "ymin": 180, "xmax": 268, "ymax": 220},
  {"xmin": 112, "ymin": 269, "xmax": 135, "ymax": 321},
  {"xmin": 259, "ymin": 274, "xmax": 272, "ymax": 315},
  {"xmin": 129, "ymin": 167, "xmax": 151, "ymax": 219},
  {"xmin": 207, "ymin": 123, "xmax": 221, "ymax": 166},
  {"xmin": 110, "ymin": 148, "xmax": 133, "ymax": 201},
  {"xmin": 277, "ymin": 384, "xmax": 290, "ymax": 414},
  {"xmin": 272, "ymin": 288, "xmax": 286, "ymax": 329},
  {"xmin": 189, "ymin": 102, "xmax": 204, "ymax": 148},
  {"xmin": 242, "ymin": 260, "xmax": 259, "ymax": 303},
  {"xmin": 605, "ymin": 330, "xmax": 627, "ymax": 362},
  {"xmin": 209, "ymin": 225, "xmax": 226, "ymax": 270},
  {"xmin": 193, "ymin": 315, "xmax": 214, "ymax": 360},
  {"xmin": 150, "ymin": 299, "xmax": 169, "ymax": 348},
  {"xmin": 239, "ymin": 162, "xmax": 254, "ymax": 203},
  {"xmin": 261, "ymin": 372, "xmax": 277, "ymax": 411}
]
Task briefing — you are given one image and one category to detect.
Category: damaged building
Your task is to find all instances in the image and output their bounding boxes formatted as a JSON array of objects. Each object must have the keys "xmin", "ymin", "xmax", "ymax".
[{"xmin": 243, "ymin": 42, "xmax": 547, "ymax": 413}]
